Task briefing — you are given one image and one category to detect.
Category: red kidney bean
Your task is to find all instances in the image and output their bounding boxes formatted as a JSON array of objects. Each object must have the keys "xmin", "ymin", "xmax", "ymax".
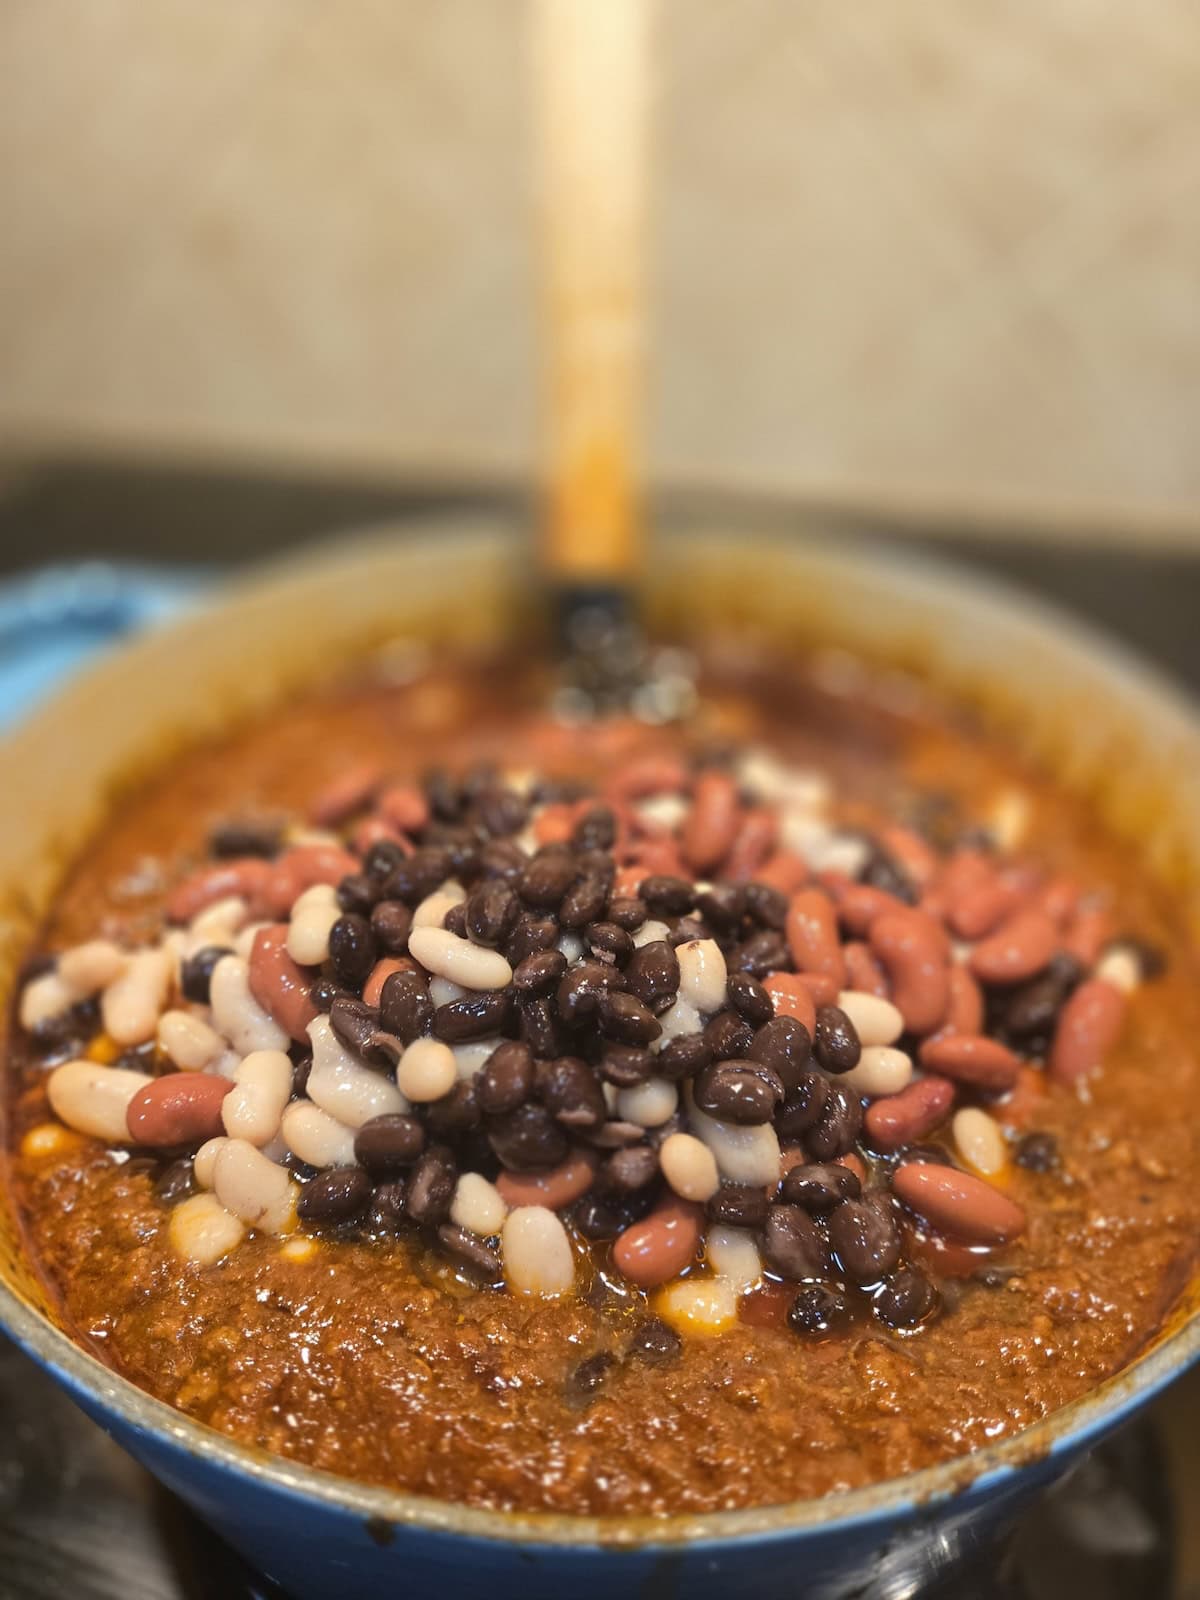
[
  {"xmin": 843, "ymin": 940, "xmax": 889, "ymax": 998},
  {"xmin": 792, "ymin": 971, "xmax": 840, "ymax": 1010},
  {"xmin": 165, "ymin": 858, "xmax": 272, "ymax": 924},
  {"xmin": 863, "ymin": 1075, "xmax": 955, "ymax": 1152},
  {"xmin": 877, "ymin": 825, "xmax": 937, "ymax": 888},
  {"xmin": 831, "ymin": 883, "xmax": 907, "ymax": 938},
  {"xmin": 869, "ymin": 909, "xmax": 949, "ymax": 1035},
  {"xmin": 263, "ymin": 845, "xmax": 361, "ymax": 919},
  {"xmin": 362, "ymin": 957, "xmax": 413, "ymax": 1009},
  {"xmin": 969, "ymin": 909, "xmax": 1058, "ymax": 985},
  {"xmin": 937, "ymin": 848, "xmax": 991, "ymax": 903},
  {"xmin": 606, "ymin": 754, "xmax": 689, "ymax": 800},
  {"xmin": 994, "ymin": 1064, "xmax": 1047, "ymax": 1130},
  {"xmin": 918, "ymin": 1033, "xmax": 1021, "ymax": 1092},
  {"xmin": 127, "ymin": 1074, "xmax": 232, "ymax": 1146},
  {"xmin": 939, "ymin": 964, "xmax": 985, "ymax": 1038},
  {"xmin": 1063, "ymin": 904, "xmax": 1114, "ymax": 968},
  {"xmin": 248, "ymin": 924, "xmax": 319, "ymax": 1043},
  {"xmin": 495, "ymin": 1150, "xmax": 597, "ymax": 1210},
  {"xmin": 308, "ymin": 762, "xmax": 382, "ymax": 826},
  {"xmin": 533, "ymin": 803, "xmax": 575, "ymax": 847},
  {"xmin": 947, "ymin": 876, "xmax": 1021, "ymax": 941},
  {"xmin": 613, "ymin": 1197, "xmax": 703, "ymax": 1288},
  {"xmin": 723, "ymin": 806, "xmax": 779, "ymax": 882},
  {"xmin": 353, "ymin": 818, "xmax": 411, "ymax": 857},
  {"xmin": 755, "ymin": 852, "xmax": 810, "ymax": 895},
  {"xmin": 377, "ymin": 783, "xmax": 430, "ymax": 835},
  {"xmin": 682, "ymin": 770, "xmax": 742, "ymax": 874},
  {"xmin": 835, "ymin": 1151, "xmax": 868, "ymax": 1186},
  {"xmin": 1049, "ymin": 977, "xmax": 1125, "ymax": 1084},
  {"xmin": 892, "ymin": 1161, "xmax": 1026, "ymax": 1245},
  {"xmin": 786, "ymin": 889, "xmax": 847, "ymax": 987},
  {"xmin": 1035, "ymin": 874, "xmax": 1081, "ymax": 928},
  {"xmin": 762, "ymin": 972, "xmax": 817, "ymax": 1036}
]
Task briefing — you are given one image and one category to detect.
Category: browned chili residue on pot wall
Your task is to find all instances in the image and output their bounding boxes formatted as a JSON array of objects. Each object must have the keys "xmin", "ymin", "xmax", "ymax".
[{"xmin": 4, "ymin": 648, "xmax": 1200, "ymax": 1515}]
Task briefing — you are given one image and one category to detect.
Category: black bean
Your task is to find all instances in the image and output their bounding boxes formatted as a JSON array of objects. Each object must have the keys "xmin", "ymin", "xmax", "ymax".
[
  {"xmin": 1112, "ymin": 935, "xmax": 1166, "ymax": 981},
  {"xmin": 475, "ymin": 788, "xmax": 528, "ymax": 838},
  {"xmin": 828, "ymin": 1195, "xmax": 901, "ymax": 1285},
  {"xmin": 299, "ymin": 1166, "xmax": 374, "ymax": 1225},
  {"xmin": 575, "ymin": 848, "xmax": 617, "ymax": 887},
  {"xmin": 328, "ymin": 997, "xmax": 392, "ymax": 1067},
  {"xmin": 488, "ymin": 1103, "xmax": 569, "ymax": 1170},
  {"xmin": 763, "ymin": 1204, "xmax": 831, "ymax": 1280},
  {"xmin": 519, "ymin": 851, "xmax": 579, "ymax": 909},
  {"xmin": 694, "ymin": 1059, "xmax": 783, "ymax": 1125},
  {"xmin": 780, "ymin": 1162, "xmax": 861, "ymax": 1213},
  {"xmin": 608, "ymin": 896, "xmax": 648, "ymax": 932},
  {"xmin": 742, "ymin": 881, "xmax": 788, "ymax": 930},
  {"xmin": 574, "ymin": 1193, "xmax": 632, "ymax": 1240},
  {"xmin": 537, "ymin": 1055, "xmax": 608, "ymax": 1129},
  {"xmin": 370, "ymin": 899, "xmax": 412, "ymax": 956},
  {"xmin": 328, "ymin": 914, "xmax": 377, "ymax": 990},
  {"xmin": 364, "ymin": 838, "xmax": 407, "ymax": 883},
  {"xmin": 749, "ymin": 1015, "xmax": 812, "ymax": 1091},
  {"xmin": 814, "ymin": 1006, "xmax": 861, "ymax": 1074},
  {"xmin": 336, "ymin": 872, "xmax": 377, "ymax": 916},
  {"xmin": 438, "ymin": 1223, "xmax": 502, "ymax": 1278},
  {"xmin": 598, "ymin": 990, "xmax": 663, "ymax": 1045},
  {"xmin": 477, "ymin": 1040, "xmax": 535, "ymax": 1115},
  {"xmin": 423, "ymin": 769, "xmax": 464, "ymax": 822},
  {"xmin": 599, "ymin": 1044, "xmax": 655, "ymax": 1088},
  {"xmin": 788, "ymin": 1283, "xmax": 852, "ymax": 1338},
  {"xmin": 603, "ymin": 1143, "xmax": 659, "ymax": 1191},
  {"xmin": 180, "ymin": 945, "xmax": 232, "ymax": 1006},
  {"xmin": 519, "ymin": 994, "xmax": 568, "ymax": 1058},
  {"xmin": 628, "ymin": 1315, "xmax": 682, "ymax": 1365},
  {"xmin": 639, "ymin": 875, "xmax": 695, "ymax": 917},
  {"xmin": 379, "ymin": 970, "xmax": 433, "ymax": 1043},
  {"xmin": 727, "ymin": 972, "xmax": 774, "ymax": 1027},
  {"xmin": 558, "ymin": 961, "xmax": 625, "ymax": 1024},
  {"xmin": 874, "ymin": 1267, "xmax": 938, "ymax": 1329},
  {"xmin": 1015, "ymin": 1131, "xmax": 1059, "ymax": 1172},
  {"xmin": 585, "ymin": 921, "xmax": 634, "ymax": 964},
  {"xmin": 586, "ymin": 1119, "xmax": 648, "ymax": 1148},
  {"xmin": 703, "ymin": 1010, "xmax": 756, "ymax": 1061},
  {"xmin": 367, "ymin": 1177, "xmax": 409, "ymax": 1233},
  {"xmin": 860, "ymin": 849, "xmax": 916, "ymax": 904},
  {"xmin": 291, "ymin": 1053, "xmax": 312, "ymax": 1098},
  {"xmin": 405, "ymin": 1146, "xmax": 457, "ymax": 1225},
  {"xmin": 155, "ymin": 1157, "xmax": 195, "ymax": 1206},
  {"xmin": 442, "ymin": 903, "xmax": 469, "ymax": 938},
  {"xmin": 566, "ymin": 1350, "xmax": 616, "ymax": 1404},
  {"xmin": 707, "ymin": 1181, "xmax": 769, "ymax": 1229},
  {"xmin": 805, "ymin": 1081, "xmax": 862, "ymax": 1161},
  {"xmin": 433, "ymin": 990, "xmax": 514, "ymax": 1043},
  {"xmin": 571, "ymin": 805, "xmax": 617, "ymax": 851},
  {"xmin": 512, "ymin": 947, "xmax": 568, "ymax": 994},
  {"xmin": 504, "ymin": 915, "xmax": 560, "ymax": 967},
  {"xmin": 465, "ymin": 880, "xmax": 519, "ymax": 946},
  {"xmin": 655, "ymin": 1032, "xmax": 713, "ymax": 1082},
  {"xmin": 560, "ymin": 873, "xmax": 610, "ymax": 929},
  {"xmin": 776, "ymin": 1067, "xmax": 830, "ymax": 1139},
  {"xmin": 384, "ymin": 847, "xmax": 456, "ymax": 906},
  {"xmin": 695, "ymin": 882, "xmax": 746, "ymax": 932},
  {"xmin": 624, "ymin": 940, "xmax": 680, "ymax": 1013},
  {"xmin": 208, "ymin": 817, "xmax": 282, "ymax": 859},
  {"xmin": 309, "ymin": 976, "xmax": 346, "ymax": 1014},
  {"xmin": 477, "ymin": 838, "xmax": 528, "ymax": 884},
  {"xmin": 897, "ymin": 1144, "xmax": 954, "ymax": 1168},
  {"xmin": 354, "ymin": 1113, "xmax": 426, "ymax": 1175},
  {"xmin": 425, "ymin": 1081, "xmax": 482, "ymax": 1137},
  {"xmin": 727, "ymin": 930, "xmax": 789, "ymax": 979},
  {"xmin": 1003, "ymin": 957, "xmax": 1082, "ymax": 1043},
  {"xmin": 668, "ymin": 917, "xmax": 711, "ymax": 948}
]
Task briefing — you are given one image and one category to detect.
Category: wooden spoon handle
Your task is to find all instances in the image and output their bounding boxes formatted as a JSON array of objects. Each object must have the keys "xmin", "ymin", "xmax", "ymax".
[{"xmin": 532, "ymin": 0, "xmax": 649, "ymax": 587}]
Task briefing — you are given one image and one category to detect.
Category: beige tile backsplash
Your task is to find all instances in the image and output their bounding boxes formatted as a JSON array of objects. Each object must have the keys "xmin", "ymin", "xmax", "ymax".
[{"xmin": 1, "ymin": 1, "xmax": 1199, "ymax": 539}]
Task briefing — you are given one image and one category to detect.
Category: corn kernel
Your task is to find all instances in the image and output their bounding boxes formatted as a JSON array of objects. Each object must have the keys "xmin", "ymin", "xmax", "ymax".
[{"xmin": 85, "ymin": 1032, "xmax": 122, "ymax": 1064}]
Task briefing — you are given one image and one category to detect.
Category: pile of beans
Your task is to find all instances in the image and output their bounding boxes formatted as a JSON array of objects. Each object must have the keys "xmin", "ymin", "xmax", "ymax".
[{"xmin": 18, "ymin": 739, "xmax": 1157, "ymax": 1341}]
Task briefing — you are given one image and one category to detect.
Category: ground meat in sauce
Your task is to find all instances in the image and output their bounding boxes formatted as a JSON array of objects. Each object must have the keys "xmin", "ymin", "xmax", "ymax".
[{"xmin": 5, "ymin": 654, "xmax": 1200, "ymax": 1515}]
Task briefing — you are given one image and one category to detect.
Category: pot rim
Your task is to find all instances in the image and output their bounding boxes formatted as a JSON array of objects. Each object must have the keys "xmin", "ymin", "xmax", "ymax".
[{"xmin": 2, "ymin": 518, "xmax": 1199, "ymax": 1551}]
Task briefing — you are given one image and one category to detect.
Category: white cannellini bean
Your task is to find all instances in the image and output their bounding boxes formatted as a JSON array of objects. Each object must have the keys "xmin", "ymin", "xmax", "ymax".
[
  {"xmin": 193, "ymin": 1136, "xmax": 228, "ymax": 1189},
  {"xmin": 169, "ymin": 1192, "xmax": 246, "ymax": 1266},
  {"xmin": 952, "ymin": 1107, "xmax": 1009, "ymax": 1178},
  {"xmin": 632, "ymin": 919, "xmax": 671, "ymax": 950},
  {"xmin": 188, "ymin": 895, "xmax": 248, "ymax": 946},
  {"xmin": 502, "ymin": 1206, "xmax": 575, "ymax": 1297},
  {"xmin": 635, "ymin": 793, "xmax": 688, "ymax": 831},
  {"xmin": 615, "ymin": 1077, "xmax": 678, "ymax": 1128},
  {"xmin": 659, "ymin": 1131, "xmax": 720, "ymax": 1201},
  {"xmin": 306, "ymin": 1015, "xmax": 408, "ymax": 1127},
  {"xmin": 840, "ymin": 1044, "xmax": 913, "ymax": 1098},
  {"xmin": 451, "ymin": 1172, "xmax": 507, "ymax": 1237},
  {"xmin": 46, "ymin": 1060, "xmax": 151, "ymax": 1142},
  {"xmin": 837, "ymin": 989, "xmax": 904, "ymax": 1048},
  {"xmin": 210, "ymin": 955, "xmax": 289, "ymax": 1054},
  {"xmin": 737, "ymin": 750, "xmax": 829, "ymax": 812},
  {"xmin": 707, "ymin": 1224, "xmax": 763, "ymax": 1290},
  {"xmin": 655, "ymin": 1276, "xmax": 738, "ymax": 1338},
  {"xmin": 688, "ymin": 1098, "xmax": 781, "ymax": 1188},
  {"xmin": 989, "ymin": 787, "xmax": 1030, "ymax": 852},
  {"xmin": 653, "ymin": 996, "xmax": 702, "ymax": 1049},
  {"xmin": 280, "ymin": 1099, "xmax": 358, "ymax": 1167},
  {"xmin": 1095, "ymin": 946, "xmax": 1141, "ymax": 995},
  {"xmin": 557, "ymin": 931, "xmax": 584, "ymax": 965},
  {"xmin": 407, "ymin": 926, "xmax": 512, "ymax": 991},
  {"xmin": 19, "ymin": 970, "xmax": 77, "ymax": 1031},
  {"xmin": 452, "ymin": 1038, "xmax": 501, "ymax": 1080},
  {"xmin": 212, "ymin": 1138, "xmax": 298, "ymax": 1234},
  {"xmin": 676, "ymin": 939, "xmax": 727, "ymax": 1015},
  {"xmin": 428, "ymin": 976, "xmax": 466, "ymax": 1008},
  {"xmin": 286, "ymin": 886, "xmax": 342, "ymax": 967},
  {"xmin": 780, "ymin": 811, "xmax": 836, "ymax": 863},
  {"xmin": 157, "ymin": 1009, "xmax": 225, "ymax": 1072},
  {"xmin": 101, "ymin": 948, "xmax": 170, "ymax": 1046},
  {"xmin": 809, "ymin": 831, "xmax": 872, "ymax": 879},
  {"xmin": 57, "ymin": 939, "xmax": 127, "ymax": 997},
  {"xmin": 221, "ymin": 1050, "xmax": 294, "ymax": 1145},
  {"xmin": 412, "ymin": 883, "xmax": 465, "ymax": 929},
  {"xmin": 396, "ymin": 1038, "xmax": 457, "ymax": 1102}
]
